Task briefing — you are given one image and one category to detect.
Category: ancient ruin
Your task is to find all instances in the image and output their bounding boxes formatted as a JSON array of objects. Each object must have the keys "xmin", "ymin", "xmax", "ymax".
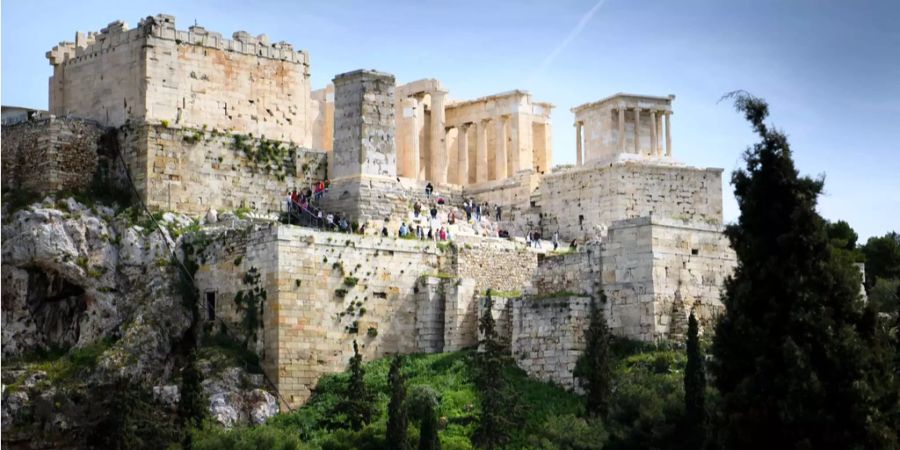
[{"xmin": 2, "ymin": 14, "xmax": 736, "ymax": 409}]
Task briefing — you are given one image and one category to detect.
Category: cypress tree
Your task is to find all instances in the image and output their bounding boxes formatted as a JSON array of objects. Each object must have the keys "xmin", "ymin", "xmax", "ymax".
[
  {"xmin": 409, "ymin": 386, "xmax": 442, "ymax": 450},
  {"xmin": 710, "ymin": 92, "xmax": 899, "ymax": 449},
  {"xmin": 417, "ymin": 401, "xmax": 440, "ymax": 450},
  {"xmin": 473, "ymin": 290, "xmax": 519, "ymax": 449},
  {"xmin": 387, "ymin": 355, "xmax": 411, "ymax": 450},
  {"xmin": 178, "ymin": 354, "xmax": 207, "ymax": 431},
  {"xmin": 683, "ymin": 311, "xmax": 706, "ymax": 449},
  {"xmin": 342, "ymin": 340, "xmax": 375, "ymax": 430},
  {"xmin": 574, "ymin": 293, "xmax": 612, "ymax": 418}
]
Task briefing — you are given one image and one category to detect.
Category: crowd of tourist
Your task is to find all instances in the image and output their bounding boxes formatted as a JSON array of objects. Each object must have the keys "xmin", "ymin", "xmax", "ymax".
[{"xmin": 280, "ymin": 179, "xmax": 565, "ymax": 249}]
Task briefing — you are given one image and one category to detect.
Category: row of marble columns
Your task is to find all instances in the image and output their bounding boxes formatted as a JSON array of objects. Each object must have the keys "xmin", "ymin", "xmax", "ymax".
[
  {"xmin": 445, "ymin": 116, "xmax": 511, "ymax": 185},
  {"xmin": 574, "ymin": 109, "xmax": 672, "ymax": 165}
]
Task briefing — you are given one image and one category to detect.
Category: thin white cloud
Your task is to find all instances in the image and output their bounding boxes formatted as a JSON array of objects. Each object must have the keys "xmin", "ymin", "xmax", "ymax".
[{"xmin": 524, "ymin": 0, "xmax": 608, "ymax": 87}]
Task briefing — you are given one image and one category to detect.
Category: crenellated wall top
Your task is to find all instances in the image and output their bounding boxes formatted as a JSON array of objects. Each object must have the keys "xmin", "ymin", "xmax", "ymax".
[{"xmin": 46, "ymin": 14, "xmax": 308, "ymax": 68}]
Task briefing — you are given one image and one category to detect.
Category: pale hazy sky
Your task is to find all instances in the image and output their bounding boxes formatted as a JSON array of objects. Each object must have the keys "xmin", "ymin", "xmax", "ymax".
[{"xmin": 3, "ymin": 0, "xmax": 898, "ymax": 239}]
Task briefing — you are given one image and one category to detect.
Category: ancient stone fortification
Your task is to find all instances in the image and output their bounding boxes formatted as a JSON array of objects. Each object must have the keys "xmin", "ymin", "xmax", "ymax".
[
  {"xmin": 3, "ymin": 12, "xmax": 739, "ymax": 411},
  {"xmin": 1, "ymin": 117, "xmax": 106, "ymax": 195},
  {"xmin": 119, "ymin": 124, "xmax": 326, "ymax": 215},
  {"xmin": 194, "ymin": 226, "xmax": 538, "ymax": 407},
  {"xmin": 47, "ymin": 14, "xmax": 312, "ymax": 145}
]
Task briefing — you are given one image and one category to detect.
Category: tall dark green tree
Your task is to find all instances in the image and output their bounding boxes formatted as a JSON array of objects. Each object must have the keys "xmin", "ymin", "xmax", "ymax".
[
  {"xmin": 862, "ymin": 232, "xmax": 900, "ymax": 289},
  {"xmin": 683, "ymin": 311, "xmax": 706, "ymax": 449},
  {"xmin": 386, "ymin": 355, "xmax": 411, "ymax": 450},
  {"xmin": 710, "ymin": 92, "xmax": 899, "ymax": 449},
  {"xmin": 178, "ymin": 354, "xmax": 207, "ymax": 431},
  {"xmin": 178, "ymin": 353, "xmax": 208, "ymax": 450},
  {"xmin": 826, "ymin": 220, "xmax": 859, "ymax": 252},
  {"xmin": 473, "ymin": 290, "xmax": 520, "ymax": 450},
  {"xmin": 409, "ymin": 386, "xmax": 441, "ymax": 450},
  {"xmin": 341, "ymin": 340, "xmax": 375, "ymax": 430},
  {"xmin": 574, "ymin": 293, "xmax": 612, "ymax": 418}
]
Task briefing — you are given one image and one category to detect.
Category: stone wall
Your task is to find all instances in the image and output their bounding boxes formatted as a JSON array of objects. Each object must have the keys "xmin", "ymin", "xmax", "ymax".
[
  {"xmin": 531, "ymin": 242, "xmax": 602, "ymax": 297},
  {"xmin": 1, "ymin": 118, "xmax": 106, "ymax": 195},
  {"xmin": 196, "ymin": 225, "xmax": 451, "ymax": 407},
  {"xmin": 119, "ymin": 124, "xmax": 326, "ymax": 215},
  {"xmin": 192, "ymin": 224, "xmax": 282, "ymax": 358},
  {"xmin": 455, "ymin": 236, "xmax": 538, "ymax": 296},
  {"xmin": 48, "ymin": 14, "xmax": 312, "ymax": 145},
  {"xmin": 510, "ymin": 295, "xmax": 591, "ymax": 389},
  {"xmin": 477, "ymin": 295, "xmax": 514, "ymax": 345},
  {"xmin": 539, "ymin": 161, "xmax": 723, "ymax": 242},
  {"xmin": 331, "ymin": 70, "xmax": 396, "ymax": 180},
  {"xmin": 601, "ymin": 216, "xmax": 735, "ymax": 340},
  {"xmin": 442, "ymin": 278, "xmax": 478, "ymax": 351}
]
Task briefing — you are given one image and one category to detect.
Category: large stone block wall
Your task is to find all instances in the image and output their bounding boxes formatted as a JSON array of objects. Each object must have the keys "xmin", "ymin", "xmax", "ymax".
[
  {"xmin": 531, "ymin": 242, "xmax": 602, "ymax": 297},
  {"xmin": 1, "ymin": 118, "xmax": 105, "ymax": 195},
  {"xmin": 442, "ymin": 278, "xmax": 478, "ymax": 351},
  {"xmin": 540, "ymin": 161, "xmax": 723, "ymax": 242},
  {"xmin": 601, "ymin": 216, "xmax": 735, "ymax": 340},
  {"xmin": 194, "ymin": 223, "xmax": 550, "ymax": 407},
  {"xmin": 48, "ymin": 15, "xmax": 312, "ymax": 145},
  {"xmin": 415, "ymin": 276, "xmax": 450, "ymax": 353},
  {"xmin": 47, "ymin": 23, "xmax": 146, "ymax": 128},
  {"xmin": 119, "ymin": 124, "xmax": 326, "ymax": 215},
  {"xmin": 331, "ymin": 70, "xmax": 397, "ymax": 180},
  {"xmin": 644, "ymin": 218, "xmax": 735, "ymax": 339},
  {"xmin": 510, "ymin": 296, "xmax": 591, "ymax": 389},
  {"xmin": 455, "ymin": 236, "xmax": 538, "ymax": 296},
  {"xmin": 193, "ymin": 224, "xmax": 282, "ymax": 359},
  {"xmin": 200, "ymin": 225, "xmax": 449, "ymax": 407},
  {"xmin": 600, "ymin": 219, "xmax": 657, "ymax": 339}
]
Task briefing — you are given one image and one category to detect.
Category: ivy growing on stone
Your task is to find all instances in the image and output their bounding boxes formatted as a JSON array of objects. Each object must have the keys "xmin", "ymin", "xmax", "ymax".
[{"xmin": 233, "ymin": 266, "xmax": 266, "ymax": 345}]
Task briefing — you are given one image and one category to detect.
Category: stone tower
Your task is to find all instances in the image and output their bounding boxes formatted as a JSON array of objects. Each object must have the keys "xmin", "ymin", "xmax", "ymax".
[
  {"xmin": 324, "ymin": 70, "xmax": 407, "ymax": 224},
  {"xmin": 331, "ymin": 70, "xmax": 397, "ymax": 179}
]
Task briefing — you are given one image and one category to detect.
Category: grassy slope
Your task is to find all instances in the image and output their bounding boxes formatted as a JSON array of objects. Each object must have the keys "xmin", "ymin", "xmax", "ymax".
[
  {"xmin": 266, "ymin": 349, "xmax": 583, "ymax": 449},
  {"xmin": 194, "ymin": 340, "xmax": 693, "ymax": 450}
]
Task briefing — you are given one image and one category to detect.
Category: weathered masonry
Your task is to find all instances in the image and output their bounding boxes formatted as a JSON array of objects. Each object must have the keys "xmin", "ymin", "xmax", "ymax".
[
  {"xmin": 194, "ymin": 225, "xmax": 538, "ymax": 407},
  {"xmin": 47, "ymin": 14, "xmax": 313, "ymax": 145}
]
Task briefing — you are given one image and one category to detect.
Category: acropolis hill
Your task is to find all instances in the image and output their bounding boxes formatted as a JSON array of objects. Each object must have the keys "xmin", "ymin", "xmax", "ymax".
[{"xmin": 2, "ymin": 14, "xmax": 736, "ymax": 409}]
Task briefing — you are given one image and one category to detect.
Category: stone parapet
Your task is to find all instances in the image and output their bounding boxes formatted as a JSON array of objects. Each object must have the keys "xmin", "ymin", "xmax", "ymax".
[{"xmin": 47, "ymin": 14, "xmax": 308, "ymax": 69}]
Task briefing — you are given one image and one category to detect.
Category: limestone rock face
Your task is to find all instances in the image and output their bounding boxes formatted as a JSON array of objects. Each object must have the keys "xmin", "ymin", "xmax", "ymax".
[
  {"xmin": 198, "ymin": 359, "xmax": 279, "ymax": 427},
  {"xmin": 0, "ymin": 196, "xmax": 278, "ymax": 447},
  {"xmin": 1, "ymin": 197, "xmax": 188, "ymax": 382}
]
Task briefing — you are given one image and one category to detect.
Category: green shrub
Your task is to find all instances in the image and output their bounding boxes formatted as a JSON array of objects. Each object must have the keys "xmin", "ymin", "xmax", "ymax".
[
  {"xmin": 191, "ymin": 423, "xmax": 309, "ymax": 450},
  {"xmin": 528, "ymin": 414, "xmax": 608, "ymax": 449}
]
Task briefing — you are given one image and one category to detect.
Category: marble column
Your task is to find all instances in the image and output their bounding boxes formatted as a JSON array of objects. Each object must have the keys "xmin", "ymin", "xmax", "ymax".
[
  {"xmin": 430, "ymin": 90, "xmax": 447, "ymax": 184},
  {"xmin": 510, "ymin": 114, "xmax": 531, "ymax": 174},
  {"xmin": 656, "ymin": 113, "xmax": 663, "ymax": 156},
  {"xmin": 575, "ymin": 122, "xmax": 583, "ymax": 166},
  {"xmin": 476, "ymin": 120, "xmax": 488, "ymax": 182},
  {"xmin": 633, "ymin": 108, "xmax": 640, "ymax": 154},
  {"xmin": 665, "ymin": 112, "xmax": 672, "ymax": 157},
  {"xmin": 649, "ymin": 110, "xmax": 658, "ymax": 157},
  {"xmin": 617, "ymin": 107, "xmax": 625, "ymax": 152},
  {"xmin": 494, "ymin": 116, "xmax": 508, "ymax": 180},
  {"xmin": 457, "ymin": 123, "xmax": 470, "ymax": 184}
]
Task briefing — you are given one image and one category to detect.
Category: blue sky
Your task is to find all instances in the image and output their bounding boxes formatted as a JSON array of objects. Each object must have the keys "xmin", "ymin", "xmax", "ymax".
[{"xmin": 3, "ymin": 0, "xmax": 898, "ymax": 239}]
